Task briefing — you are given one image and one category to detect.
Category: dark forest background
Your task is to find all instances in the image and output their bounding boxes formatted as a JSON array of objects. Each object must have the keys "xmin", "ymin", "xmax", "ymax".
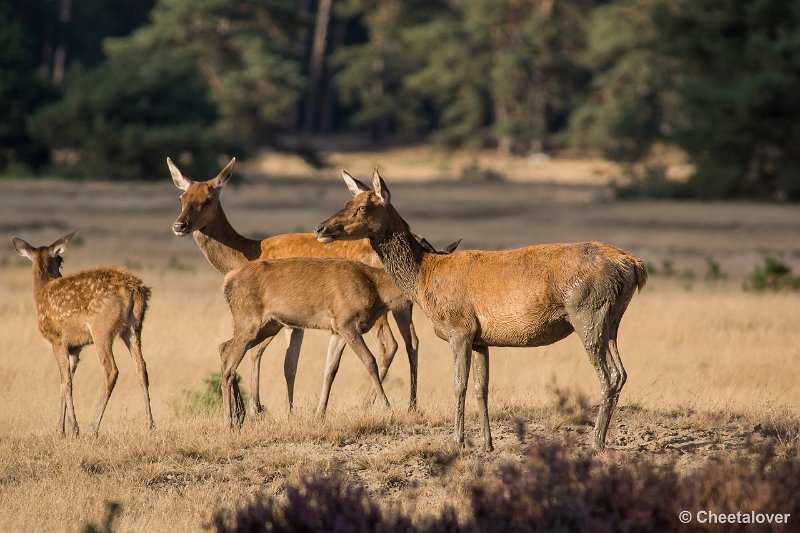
[{"xmin": 2, "ymin": 0, "xmax": 800, "ymax": 199}]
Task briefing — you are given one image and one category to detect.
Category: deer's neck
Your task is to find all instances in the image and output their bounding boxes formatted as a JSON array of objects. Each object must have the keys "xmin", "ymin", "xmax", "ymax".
[
  {"xmin": 370, "ymin": 208, "xmax": 426, "ymax": 301},
  {"xmin": 31, "ymin": 264, "xmax": 54, "ymax": 301},
  {"xmin": 193, "ymin": 207, "xmax": 263, "ymax": 275}
]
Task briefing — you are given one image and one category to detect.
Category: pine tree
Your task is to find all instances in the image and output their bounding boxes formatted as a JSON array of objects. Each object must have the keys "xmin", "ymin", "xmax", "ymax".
[{"xmin": 656, "ymin": 0, "xmax": 800, "ymax": 199}]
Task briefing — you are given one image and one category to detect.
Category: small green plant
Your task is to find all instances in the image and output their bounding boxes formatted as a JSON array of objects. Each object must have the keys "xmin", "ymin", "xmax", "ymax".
[
  {"xmin": 611, "ymin": 164, "xmax": 691, "ymax": 200},
  {"xmin": 175, "ymin": 372, "xmax": 247, "ymax": 415},
  {"xmin": 744, "ymin": 256, "xmax": 800, "ymax": 291},
  {"xmin": 124, "ymin": 260, "xmax": 143, "ymax": 270},
  {"xmin": 660, "ymin": 259, "xmax": 676, "ymax": 277},
  {"xmin": 83, "ymin": 501, "xmax": 121, "ymax": 533},
  {"xmin": 460, "ymin": 162, "xmax": 505, "ymax": 183},
  {"xmin": 165, "ymin": 256, "xmax": 195, "ymax": 272},
  {"xmin": 704, "ymin": 256, "xmax": 726, "ymax": 281}
]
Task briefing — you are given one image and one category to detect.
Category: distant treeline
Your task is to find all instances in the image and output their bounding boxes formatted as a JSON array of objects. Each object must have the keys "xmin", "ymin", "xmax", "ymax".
[{"xmin": 2, "ymin": 0, "xmax": 800, "ymax": 199}]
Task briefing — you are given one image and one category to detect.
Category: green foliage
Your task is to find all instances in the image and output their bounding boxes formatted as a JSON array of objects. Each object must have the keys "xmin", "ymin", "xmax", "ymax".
[
  {"xmin": 744, "ymin": 256, "xmax": 800, "ymax": 291},
  {"xmin": 135, "ymin": 0, "xmax": 305, "ymax": 145},
  {"xmin": 82, "ymin": 501, "xmax": 121, "ymax": 533},
  {"xmin": 0, "ymin": 1, "xmax": 55, "ymax": 173},
  {"xmin": 569, "ymin": 0, "xmax": 679, "ymax": 162},
  {"xmin": 176, "ymin": 372, "xmax": 247, "ymax": 415},
  {"xmin": 704, "ymin": 256, "xmax": 727, "ymax": 281},
  {"xmin": 611, "ymin": 163, "xmax": 692, "ymax": 200},
  {"xmin": 404, "ymin": 0, "xmax": 592, "ymax": 153},
  {"xmin": 28, "ymin": 46, "xmax": 230, "ymax": 180},
  {"xmin": 332, "ymin": 0, "xmax": 439, "ymax": 136},
  {"xmin": 655, "ymin": 0, "xmax": 800, "ymax": 200}
]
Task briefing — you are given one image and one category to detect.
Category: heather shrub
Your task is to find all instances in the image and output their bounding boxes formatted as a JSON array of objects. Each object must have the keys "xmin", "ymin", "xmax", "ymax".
[{"xmin": 212, "ymin": 440, "xmax": 800, "ymax": 532}]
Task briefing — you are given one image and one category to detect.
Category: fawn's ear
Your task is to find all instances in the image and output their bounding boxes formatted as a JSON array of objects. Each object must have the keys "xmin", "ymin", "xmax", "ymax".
[
  {"xmin": 167, "ymin": 157, "xmax": 193, "ymax": 191},
  {"xmin": 341, "ymin": 170, "xmax": 371, "ymax": 197},
  {"xmin": 372, "ymin": 168, "xmax": 390, "ymax": 205},
  {"xmin": 11, "ymin": 236, "xmax": 33, "ymax": 258},
  {"xmin": 444, "ymin": 238, "xmax": 463, "ymax": 254},
  {"xmin": 49, "ymin": 230, "xmax": 77, "ymax": 257},
  {"xmin": 211, "ymin": 157, "xmax": 236, "ymax": 190}
]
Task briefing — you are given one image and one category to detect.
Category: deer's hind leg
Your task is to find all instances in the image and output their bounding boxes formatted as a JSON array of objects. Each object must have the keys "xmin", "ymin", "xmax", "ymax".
[
  {"xmin": 362, "ymin": 314, "xmax": 398, "ymax": 407},
  {"xmin": 247, "ymin": 335, "xmax": 275, "ymax": 417},
  {"xmin": 607, "ymin": 324, "xmax": 627, "ymax": 414},
  {"xmin": 53, "ymin": 344, "xmax": 79, "ymax": 437},
  {"xmin": 342, "ymin": 328, "xmax": 391, "ymax": 410},
  {"xmin": 569, "ymin": 303, "xmax": 614, "ymax": 453},
  {"xmin": 86, "ymin": 327, "xmax": 119, "ymax": 437},
  {"xmin": 121, "ymin": 325, "xmax": 154, "ymax": 430}
]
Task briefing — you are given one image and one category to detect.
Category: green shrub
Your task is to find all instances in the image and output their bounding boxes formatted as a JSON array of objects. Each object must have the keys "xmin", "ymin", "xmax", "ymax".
[
  {"xmin": 704, "ymin": 256, "xmax": 726, "ymax": 282},
  {"xmin": 744, "ymin": 257, "xmax": 800, "ymax": 292},
  {"xmin": 176, "ymin": 372, "xmax": 247, "ymax": 416}
]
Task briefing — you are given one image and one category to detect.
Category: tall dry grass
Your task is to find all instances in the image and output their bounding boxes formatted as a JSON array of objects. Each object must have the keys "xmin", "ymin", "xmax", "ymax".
[{"xmin": 1, "ymin": 259, "xmax": 798, "ymax": 531}]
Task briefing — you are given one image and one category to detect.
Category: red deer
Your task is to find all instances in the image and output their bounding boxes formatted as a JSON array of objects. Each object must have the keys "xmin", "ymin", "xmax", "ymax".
[
  {"xmin": 315, "ymin": 170, "xmax": 647, "ymax": 452},
  {"xmin": 12, "ymin": 232, "xmax": 154, "ymax": 436}
]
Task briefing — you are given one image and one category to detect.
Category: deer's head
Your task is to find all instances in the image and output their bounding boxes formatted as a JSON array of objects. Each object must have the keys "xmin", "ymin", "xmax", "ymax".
[
  {"xmin": 11, "ymin": 231, "xmax": 77, "ymax": 281},
  {"xmin": 168, "ymin": 157, "xmax": 235, "ymax": 236},
  {"xmin": 315, "ymin": 169, "xmax": 393, "ymax": 243}
]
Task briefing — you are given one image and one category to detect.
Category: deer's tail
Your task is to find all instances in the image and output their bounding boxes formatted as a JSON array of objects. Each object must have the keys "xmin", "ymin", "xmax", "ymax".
[{"xmin": 632, "ymin": 256, "xmax": 648, "ymax": 293}]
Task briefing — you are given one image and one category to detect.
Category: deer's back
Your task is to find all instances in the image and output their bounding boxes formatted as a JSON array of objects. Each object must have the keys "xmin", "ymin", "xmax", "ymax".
[
  {"xmin": 259, "ymin": 233, "xmax": 383, "ymax": 268},
  {"xmin": 37, "ymin": 267, "xmax": 148, "ymax": 345}
]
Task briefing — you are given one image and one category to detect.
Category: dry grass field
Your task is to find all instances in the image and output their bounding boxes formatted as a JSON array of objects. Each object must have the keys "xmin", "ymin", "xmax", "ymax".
[{"xmin": 1, "ymin": 150, "xmax": 799, "ymax": 531}]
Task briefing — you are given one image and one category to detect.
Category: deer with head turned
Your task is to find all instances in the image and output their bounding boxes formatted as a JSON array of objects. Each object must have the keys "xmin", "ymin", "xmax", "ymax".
[
  {"xmin": 315, "ymin": 170, "xmax": 647, "ymax": 453},
  {"xmin": 168, "ymin": 157, "xmax": 427, "ymax": 419},
  {"xmin": 11, "ymin": 232, "xmax": 154, "ymax": 436}
]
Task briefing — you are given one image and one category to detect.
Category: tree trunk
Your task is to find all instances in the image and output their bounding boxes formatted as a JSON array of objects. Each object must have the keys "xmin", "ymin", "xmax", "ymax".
[
  {"xmin": 52, "ymin": 0, "xmax": 72, "ymax": 87},
  {"xmin": 290, "ymin": 0, "xmax": 311, "ymax": 132},
  {"xmin": 320, "ymin": 15, "xmax": 347, "ymax": 134},
  {"xmin": 304, "ymin": 0, "xmax": 333, "ymax": 134}
]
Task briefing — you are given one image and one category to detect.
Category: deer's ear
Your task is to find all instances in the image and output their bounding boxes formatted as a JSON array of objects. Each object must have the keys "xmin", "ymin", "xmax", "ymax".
[
  {"xmin": 49, "ymin": 230, "xmax": 77, "ymax": 257},
  {"xmin": 11, "ymin": 236, "xmax": 33, "ymax": 258},
  {"xmin": 372, "ymin": 168, "xmax": 390, "ymax": 205},
  {"xmin": 167, "ymin": 157, "xmax": 193, "ymax": 191},
  {"xmin": 211, "ymin": 157, "xmax": 236, "ymax": 189},
  {"xmin": 341, "ymin": 170, "xmax": 371, "ymax": 196},
  {"xmin": 444, "ymin": 238, "xmax": 462, "ymax": 254}
]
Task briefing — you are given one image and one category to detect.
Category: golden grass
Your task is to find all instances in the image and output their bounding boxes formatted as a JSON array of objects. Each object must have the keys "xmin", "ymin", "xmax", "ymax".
[
  {"xmin": 1, "ymin": 260, "xmax": 798, "ymax": 531},
  {"xmin": 0, "ymin": 165, "xmax": 798, "ymax": 530},
  {"xmin": 251, "ymin": 143, "xmax": 621, "ymax": 184}
]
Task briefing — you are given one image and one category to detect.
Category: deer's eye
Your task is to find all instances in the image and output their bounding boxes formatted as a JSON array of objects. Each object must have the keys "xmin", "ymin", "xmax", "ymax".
[{"xmin": 357, "ymin": 206, "xmax": 366, "ymax": 213}]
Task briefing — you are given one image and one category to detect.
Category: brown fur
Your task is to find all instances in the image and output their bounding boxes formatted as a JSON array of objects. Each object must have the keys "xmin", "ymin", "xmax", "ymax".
[
  {"xmin": 316, "ymin": 170, "xmax": 647, "ymax": 453},
  {"xmin": 219, "ymin": 257, "xmax": 410, "ymax": 427},
  {"xmin": 11, "ymin": 232, "xmax": 154, "ymax": 437},
  {"xmin": 168, "ymin": 157, "xmax": 424, "ymax": 418}
]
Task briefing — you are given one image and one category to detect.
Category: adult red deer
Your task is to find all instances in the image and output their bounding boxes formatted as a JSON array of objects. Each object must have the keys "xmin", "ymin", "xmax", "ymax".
[{"xmin": 315, "ymin": 170, "xmax": 647, "ymax": 452}]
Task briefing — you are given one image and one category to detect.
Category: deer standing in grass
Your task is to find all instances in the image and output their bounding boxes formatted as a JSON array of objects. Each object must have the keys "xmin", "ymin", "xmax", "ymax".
[
  {"xmin": 168, "ymin": 158, "xmax": 424, "ymax": 421},
  {"xmin": 219, "ymin": 254, "xmax": 443, "ymax": 428},
  {"xmin": 11, "ymin": 232, "xmax": 154, "ymax": 436},
  {"xmin": 315, "ymin": 170, "xmax": 647, "ymax": 452}
]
